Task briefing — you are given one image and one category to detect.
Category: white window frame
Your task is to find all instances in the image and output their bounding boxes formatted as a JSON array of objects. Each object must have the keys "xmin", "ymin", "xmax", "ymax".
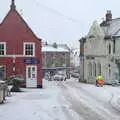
[
  {"xmin": 0, "ymin": 42, "xmax": 6, "ymax": 56},
  {"xmin": 24, "ymin": 42, "xmax": 35, "ymax": 56}
]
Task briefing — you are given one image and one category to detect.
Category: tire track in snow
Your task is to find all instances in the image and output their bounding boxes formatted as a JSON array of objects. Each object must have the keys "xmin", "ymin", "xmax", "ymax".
[
  {"xmin": 57, "ymin": 82, "xmax": 81, "ymax": 120},
  {"xmin": 59, "ymin": 83, "xmax": 105, "ymax": 120},
  {"xmin": 59, "ymin": 82, "xmax": 120, "ymax": 120},
  {"xmin": 67, "ymin": 82, "xmax": 120, "ymax": 115}
]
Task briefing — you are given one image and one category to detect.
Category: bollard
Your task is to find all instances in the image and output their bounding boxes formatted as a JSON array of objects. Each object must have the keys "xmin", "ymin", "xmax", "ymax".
[{"xmin": 0, "ymin": 81, "xmax": 6, "ymax": 103}]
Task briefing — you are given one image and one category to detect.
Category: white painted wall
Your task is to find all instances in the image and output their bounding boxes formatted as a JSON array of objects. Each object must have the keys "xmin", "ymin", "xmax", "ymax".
[{"xmin": 83, "ymin": 21, "xmax": 120, "ymax": 84}]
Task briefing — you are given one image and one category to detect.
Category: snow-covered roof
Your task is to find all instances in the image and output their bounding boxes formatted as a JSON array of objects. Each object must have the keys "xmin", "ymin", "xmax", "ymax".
[
  {"xmin": 42, "ymin": 45, "xmax": 70, "ymax": 52},
  {"xmin": 88, "ymin": 21, "xmax": 104, "ymax": 38},
  {"xmin": 101, "ymin": 18, "xmax": 120, "ymax": 37}
]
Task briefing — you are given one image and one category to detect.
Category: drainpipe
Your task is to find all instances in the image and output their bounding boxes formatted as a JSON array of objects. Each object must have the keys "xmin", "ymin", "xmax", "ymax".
[{"xmin": 79, "ymin": 37, "xmax": 86, "ymax": 82}]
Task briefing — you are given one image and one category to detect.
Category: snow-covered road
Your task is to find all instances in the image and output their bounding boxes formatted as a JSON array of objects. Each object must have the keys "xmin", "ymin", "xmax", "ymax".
[
  {"xmin": 58, "ymin": 78, "xmax": 120, "ymax": 120},
  {"xmin": 0, "ymin": 78, "xmax": 120, "ymax": 120}
]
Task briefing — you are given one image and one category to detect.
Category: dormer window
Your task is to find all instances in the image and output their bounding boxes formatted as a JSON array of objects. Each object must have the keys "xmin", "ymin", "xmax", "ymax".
[
  {"xmin": 0, "ymin": 42, "xmax": 6, "ymax": 55},
  {"xmin": 24, "ymin": 42, "xmax": 35, "ymax": 56}
]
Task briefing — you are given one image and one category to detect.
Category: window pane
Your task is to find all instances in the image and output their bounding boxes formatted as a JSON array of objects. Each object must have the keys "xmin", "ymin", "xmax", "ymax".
[
  {"xmin": 30, "ymin": 50, "xmax": 33, "ymax": 55},
  {"xmin": 32, "ymin": 67, "xmax": 35, "ymax": 78},
  {"xmin": 25, "ymin": 44, "xmax": 33, "ymax": 56},
  {"xmin": 25, "ymin": 51, "xmax": 28, "ymax": 55},
  {"xmin": 0, "ymin": 44, "xmax": 5, "ymax": 55},
  {"xmin": 28, "ymin": 68, "xmax": 31, "ymax": 78},
  {"xmin": 32, "ymin": 67, "xmax": 35, "ymax": 72},
  {"xmin": 2, "ymin": 51, "xmax": 4, "ymax": 55},
  {"xmin": 1, "ymin": 45, "xmax": 4, "ymax": 49},
  {"xmin": 28, "ymin": 45, "xmax": 31, "ymax": 49},
  {"xmin": 31, "ymin": 45, "xmax": 33, "ymax": 49},
  {"xmin": 28, "ymin": 51, "xmax": 31, "ymax": 55},
  {"xmin": 26, "ymin": 45, "xmax": 29, "ymax": 49}
]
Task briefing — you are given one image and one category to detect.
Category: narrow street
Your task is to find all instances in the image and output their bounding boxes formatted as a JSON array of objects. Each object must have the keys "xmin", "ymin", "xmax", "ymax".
[
  {"xmin": 0, "ymin": 78, "xmax": 120, "ymax": 120},
  {"xmin": 1, "ymin": 1, "xmax": 120, "ymax": 120}
]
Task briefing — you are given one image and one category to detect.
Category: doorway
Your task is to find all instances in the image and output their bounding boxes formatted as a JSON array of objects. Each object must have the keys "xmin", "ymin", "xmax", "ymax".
[{"xmin": 26, "ymin": 65, "xmax": 37, "ymax": 88}]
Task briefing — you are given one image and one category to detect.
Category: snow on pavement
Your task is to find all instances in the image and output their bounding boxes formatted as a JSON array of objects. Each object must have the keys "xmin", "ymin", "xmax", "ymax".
[{"xmin": 0, "ymin": 80, "xmax": 68, "ymax": 120}]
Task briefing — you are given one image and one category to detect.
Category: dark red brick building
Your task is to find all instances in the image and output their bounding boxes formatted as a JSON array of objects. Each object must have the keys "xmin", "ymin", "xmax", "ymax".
[{"xmin": 0, "ymin": 0, "xmax": 42, "ymax": 88}]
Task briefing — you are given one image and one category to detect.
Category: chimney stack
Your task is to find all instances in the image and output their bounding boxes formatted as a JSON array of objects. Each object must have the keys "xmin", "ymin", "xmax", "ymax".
[{"xmin": 106, "ymin": 10, "xmax": 112, "ymax": 21}]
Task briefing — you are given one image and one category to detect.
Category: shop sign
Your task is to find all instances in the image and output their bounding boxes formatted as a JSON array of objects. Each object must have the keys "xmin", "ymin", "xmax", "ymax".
[{"xmin": 24, "ymin": 58, "xmax": 39, "ymax": 64}]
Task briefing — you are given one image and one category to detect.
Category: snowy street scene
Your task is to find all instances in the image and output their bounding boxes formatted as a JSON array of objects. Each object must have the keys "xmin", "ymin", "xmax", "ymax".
[
  {"xmin": 1, "ymin": 0, "xmax": 120, "ymax": 120},
  {"xmin": 0, "ymin": 78, "xmax": 120, "ymax": 120}
]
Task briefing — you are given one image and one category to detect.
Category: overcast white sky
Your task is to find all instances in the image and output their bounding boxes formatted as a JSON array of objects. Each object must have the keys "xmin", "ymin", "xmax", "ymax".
[{"xmin": 0, "ymin": 0, "xmax": 120, "ymax": 49}]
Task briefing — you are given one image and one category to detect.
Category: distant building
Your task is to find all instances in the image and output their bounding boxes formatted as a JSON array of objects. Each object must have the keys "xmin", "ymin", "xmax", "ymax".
[
  {"xmin": 80, "ymin": 11, "xmax": 120, "ymax": 84},
  {"xmin": 0, "ymin": 0, "xmax": 42, "ymax": 88},
  {"xmin": 42, "ymin": 43, "xmax": 70, "ymax": 76}
]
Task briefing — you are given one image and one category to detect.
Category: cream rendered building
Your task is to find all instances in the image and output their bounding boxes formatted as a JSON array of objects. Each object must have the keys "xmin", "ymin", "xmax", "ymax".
[{"xmin": 80, "ymin": 11, "xmax": 120, "ymax": 84}]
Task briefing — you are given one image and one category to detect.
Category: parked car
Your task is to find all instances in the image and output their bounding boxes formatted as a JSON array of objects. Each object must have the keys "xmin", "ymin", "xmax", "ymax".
[
  {"xmin": 70, "ymin": 71, "xmax": 80, "ymax": 78},
  {"xmin": 53, "ymin": 72, "xmax": 67, "ymax": 81},
  {"xmin": 112, "ymin": 80, "xmax": 120, "ymax": 86}
]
